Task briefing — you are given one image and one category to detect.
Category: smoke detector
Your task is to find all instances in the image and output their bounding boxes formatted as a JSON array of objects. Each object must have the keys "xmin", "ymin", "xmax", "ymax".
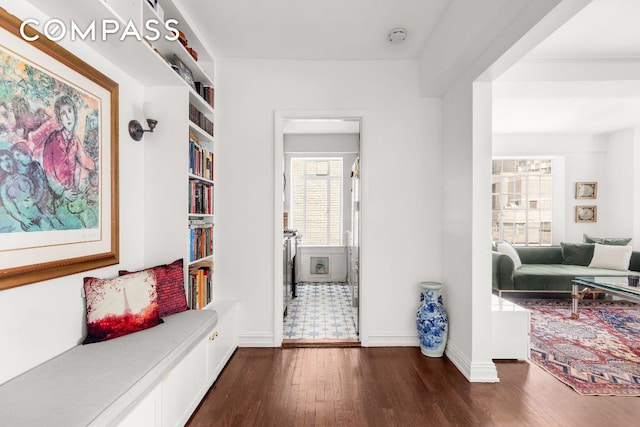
[{"xmin": 388, "ymin": 28, "xmax": 407, "ymax": 44}]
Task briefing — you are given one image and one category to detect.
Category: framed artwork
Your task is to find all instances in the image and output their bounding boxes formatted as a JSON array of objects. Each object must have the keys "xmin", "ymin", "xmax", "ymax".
[
  {"xmin": 575, "ymin": 206, "xmax": 597, "ymax": 223},
  {"xmin": 575, "ymin": 182, "xmax": 597, "ymax": 199},
  {"xmin": 310, "ymin": 257, "xmax": 329, "ymax": 275},
  {"xmin": 0, "ymin": 10, "xmax": 119, "ymax": 290}
]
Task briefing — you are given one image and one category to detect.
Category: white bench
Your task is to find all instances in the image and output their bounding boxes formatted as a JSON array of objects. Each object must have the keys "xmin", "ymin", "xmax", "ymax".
[{"xmin": 0, "ymin": 308, "xmax": 226, "ymax": 426}]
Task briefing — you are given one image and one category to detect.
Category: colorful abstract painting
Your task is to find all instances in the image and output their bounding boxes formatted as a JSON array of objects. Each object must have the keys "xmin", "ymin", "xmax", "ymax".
[
  {"xmin": 0, "ymin": 47, "xmax": 101, "ymax": 237},
  {"xmin": 0, "ymin": 8, "xmax": 118, "ymax": 290}
]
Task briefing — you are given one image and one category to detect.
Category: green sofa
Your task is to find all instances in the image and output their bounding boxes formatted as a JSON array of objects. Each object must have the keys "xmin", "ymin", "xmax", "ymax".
[{"xmin": 492, "ymin": 245, "xmax": 640, "ymax": 297}]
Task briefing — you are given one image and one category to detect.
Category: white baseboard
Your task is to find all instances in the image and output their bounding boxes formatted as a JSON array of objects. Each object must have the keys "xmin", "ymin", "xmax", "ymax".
[
  {"xmin": 362, "ymin": 332, "xmax": 419, "ymax": 347},
  {"xmin": 238, "ymin": 333, "xmax": 276, "ymax": 347},
  {"xmin": 445, "ymin": 341, "xmax": 499, "ymax": 383}
]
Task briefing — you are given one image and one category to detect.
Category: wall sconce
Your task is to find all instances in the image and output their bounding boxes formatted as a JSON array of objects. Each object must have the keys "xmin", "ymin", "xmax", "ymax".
[{"xmin": 128, "ymin": 118, "xmax": 158, "ymax": 141}]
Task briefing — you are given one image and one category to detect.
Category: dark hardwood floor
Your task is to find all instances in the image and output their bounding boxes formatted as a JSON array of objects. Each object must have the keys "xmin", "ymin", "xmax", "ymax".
[{"xmin": 187, "ymin": 347, "xmax": 640, "ymax": 427}]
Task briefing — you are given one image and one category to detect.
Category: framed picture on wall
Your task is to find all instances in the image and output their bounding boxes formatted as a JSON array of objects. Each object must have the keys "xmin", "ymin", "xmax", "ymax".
[
  {"xmin": 575, "ymin": 206, "xmax": 597, "ymax": 223},
  {"xmin": 0, "ymin": 9, "xmax": 119, "ymax": 290},
  {"xmin": 575, "ymin": 182, "xmax": 597, "ymax": 199},
  {"xmin": 310, "ymin": 257, "xmax": 329, "ymax": 275}
]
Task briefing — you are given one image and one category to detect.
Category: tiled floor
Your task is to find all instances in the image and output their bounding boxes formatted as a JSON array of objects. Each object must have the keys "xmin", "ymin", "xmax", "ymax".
[{"xmin": 283, "ymin": 282, "xmax": 358, "ymax": 340}]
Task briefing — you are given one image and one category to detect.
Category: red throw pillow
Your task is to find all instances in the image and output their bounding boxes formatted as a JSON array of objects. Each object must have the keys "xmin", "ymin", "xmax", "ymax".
[
  {"xmin": 83, "ymin": 270, "xmax": 163, "ymax": 344},
  {"xmin": 120, "ymin": 259, "xmax": 189, "ymax": 317}
]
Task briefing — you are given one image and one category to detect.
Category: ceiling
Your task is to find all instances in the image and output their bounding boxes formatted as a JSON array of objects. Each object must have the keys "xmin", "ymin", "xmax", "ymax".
[
  {"xmin": 178, "ymin": 0, "xmax": 450, "ymax": 61},
  {"xmin": 175, "ymin": 0, "xmax": 640, "ymax": 135},
  {"xmin": 493, "ymin": 0, "xmax": 640, "ymax": 134},
  {"xmin": 526, "ymin": 0, "xmax": 640, "ymax": 59}
]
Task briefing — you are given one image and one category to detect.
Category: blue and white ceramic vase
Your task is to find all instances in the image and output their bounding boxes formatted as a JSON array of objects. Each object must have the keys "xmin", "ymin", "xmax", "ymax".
[{"xmin": 416, "ymin": 281, "xmax": 448, "ymax": 357}]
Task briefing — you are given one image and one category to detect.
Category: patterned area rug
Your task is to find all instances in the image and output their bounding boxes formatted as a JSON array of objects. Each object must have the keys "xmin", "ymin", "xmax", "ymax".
[{"xmin": 514, "ymin": 299, "xmax": 640, "ymax": 396}]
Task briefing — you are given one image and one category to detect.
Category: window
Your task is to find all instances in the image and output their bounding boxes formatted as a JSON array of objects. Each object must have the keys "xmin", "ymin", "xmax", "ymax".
[
  {"xmin": 290, "ymin": 158, "xmax": 342, "ymax": 245},
  {"xmin": 492, "ymin": 159, "xmax": 552, "ymax": 245}
]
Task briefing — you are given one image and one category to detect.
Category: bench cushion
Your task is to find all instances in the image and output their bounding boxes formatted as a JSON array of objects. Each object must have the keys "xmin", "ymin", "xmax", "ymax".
[{"xmin": 0, "ymin": 309, "xmax": 217, "ymax": 427}]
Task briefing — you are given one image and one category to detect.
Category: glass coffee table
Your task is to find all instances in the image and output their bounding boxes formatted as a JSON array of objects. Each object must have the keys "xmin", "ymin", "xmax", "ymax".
[{"xmin": 571, "ymin": 276, "xmax": 640, "ymax": 319}]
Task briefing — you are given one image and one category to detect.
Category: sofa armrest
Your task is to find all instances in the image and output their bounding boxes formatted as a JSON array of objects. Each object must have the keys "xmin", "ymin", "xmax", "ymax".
[
  {"xmin": 492, "ymin": 251, "xmax": 515, "ymax": 290},
  {"xmin": 629, "ymin": 251, "xmax": 640, "ymax": 272}
]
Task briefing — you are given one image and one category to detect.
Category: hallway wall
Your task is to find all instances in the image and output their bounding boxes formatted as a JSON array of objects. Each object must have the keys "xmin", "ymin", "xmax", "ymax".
[{"xmin": 214, "ymin": 58, "xmax": 443, "ymax": 346}]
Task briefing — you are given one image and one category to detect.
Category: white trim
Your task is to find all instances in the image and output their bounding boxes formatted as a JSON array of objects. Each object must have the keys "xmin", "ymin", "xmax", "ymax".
[
  {"xmin": 274, "ymin": 110, "xmax": 367, "ymax": 346},
  {"xmin": 444, "ymin": 341, "xmax": 500, "ymax": 383},
  {"xmin": 274, "ymin": 113, "xmax": 285, "ymax": 346},
  {"xmin": 363, "ymin": 333, "xmax": 418, "ymax": 347},
  {"xmin": 238, "ymin": 333, "xmax": 277, "ymax": 347}
]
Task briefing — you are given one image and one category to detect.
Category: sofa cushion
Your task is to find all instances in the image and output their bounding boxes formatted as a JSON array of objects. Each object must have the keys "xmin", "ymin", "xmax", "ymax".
[
  {"xmin": 561, "ymin": 242, "xmax": 594, "ymax": 266},
  {"xmin": 496, "ymin": 241, "xmax": 522, "ymax": 269},
  {"xmin": 515, "ymin": 246, "xmax": 564, "ymax": 264},
  {"xmin": 120, "ymin": 259, "xmax": 189, "ymax": 318},
  {"xmin": 583, "ymin": 233, "xmax": 632, "ymax": 246},
  {"xmin": 83, "ymin": 270, "xmax": 163, "ymax": 344},
  {"xmin": 588, "ymin": 243, "xmax": 633, "ymax": 271}
]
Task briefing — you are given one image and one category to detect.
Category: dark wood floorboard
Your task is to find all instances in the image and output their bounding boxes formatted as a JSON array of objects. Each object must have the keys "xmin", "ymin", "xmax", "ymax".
[{"xmin": 187, "ymin": 348, "xmax": 640, "ymax": 427}]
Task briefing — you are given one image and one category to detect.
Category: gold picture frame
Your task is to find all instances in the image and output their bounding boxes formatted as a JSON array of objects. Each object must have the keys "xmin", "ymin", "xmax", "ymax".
[
  {"xmin": 0, "ymin": 8, "xmax": 119, "ymax": 290},
  {"xmin": 575, "ymin": 182, "xmax": 597, "ymax": 199},
  {"xmin": 575, "ymin": 206, "xmax": 597, "ymax": 223}
]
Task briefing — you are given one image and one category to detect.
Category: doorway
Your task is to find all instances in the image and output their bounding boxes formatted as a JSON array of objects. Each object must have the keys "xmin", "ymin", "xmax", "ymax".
[{"xmin": 275, "ymin": 115, "xmax": 361, "ymax": 345}]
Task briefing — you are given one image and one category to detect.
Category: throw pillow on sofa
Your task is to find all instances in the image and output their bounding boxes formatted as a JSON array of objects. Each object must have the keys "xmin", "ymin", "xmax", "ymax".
[
  {"xmin": 561, "ymin": 242, "xmax": 594, "ymax": 266},
  {"xmin": 496, "ymin": 241, "xmax": 522, "ymax": 269},
  {"xmin": 120, "ymin": 259, "xmax": 189, "ymax": 317},
  {"xmin": 83, "ymin": 270, "xmax": 163, "ymax": 344},
  {"xmin": 588, "ymin": 243, "xmax": 633, "ymax": 271},
  {"xmin": 583, "ymin": 234, "xmax": 632, "ymax": 246}
]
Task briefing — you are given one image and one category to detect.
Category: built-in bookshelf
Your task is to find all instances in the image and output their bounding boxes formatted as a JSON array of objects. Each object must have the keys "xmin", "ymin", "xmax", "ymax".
[
  {"xmin": 187, "ymin": 107, "xmax": 214, "ymax": 308},
  {"xmin": 19, "ymin": 1, "xmax": 237, "ymax": 423}
]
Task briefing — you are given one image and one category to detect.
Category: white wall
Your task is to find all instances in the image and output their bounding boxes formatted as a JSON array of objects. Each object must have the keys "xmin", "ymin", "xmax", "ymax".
[
  {"xmin": 605, "ymin": 128, "xmax": 636, "ymax": 244},
  {"xmin": 214, "ymin": 58, "xmax": 442, "ymax": 346},
  {"xmin": 0, "ymin": 1, "xmax": 146, "ymax": 384},
  {"xmin": 431, "ymin": 0, "xmax": 572, "ymax": 383},
  {"xmin": 493, "ymin": 133, "xmax": 612, "ymax": 244},
  {"xmin": 493, "ymin": 131, "xmax": 639, "ymax": 246},
  {"xmin": 297, "ymin": 246, "xmax": 347, "ymax": 282}
]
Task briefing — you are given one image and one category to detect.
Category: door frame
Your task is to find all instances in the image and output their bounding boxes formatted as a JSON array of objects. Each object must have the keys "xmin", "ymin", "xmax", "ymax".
[{"xmin": 273, "ymin": 110, "xmax": 366, "ymax": 345}]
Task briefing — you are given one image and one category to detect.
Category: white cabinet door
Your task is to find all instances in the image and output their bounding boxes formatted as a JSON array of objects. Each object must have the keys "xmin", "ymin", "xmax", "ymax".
[
  {"xmin": 117, "ymin": 384, "xmax": 162, "ymax": 427},
  {"xmin": 162, "ymin": 340, "xmax": 207, "ymax": 427},
  {"xmin": 206, "ymin": 303, "xmax": 238, "ymax": 384}
]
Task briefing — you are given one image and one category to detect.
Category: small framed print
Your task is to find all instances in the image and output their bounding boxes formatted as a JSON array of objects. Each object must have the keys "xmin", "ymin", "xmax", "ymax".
[
  {"xmin": 575, "ymin": 182, "xmax": 597, "ymax": 199},
  {"xmin": 310, "ymin": 257, "xmax": 329, "ymax": 275},
  {"xmin": 575, "ymin": 206, "xmax": 597, "ymax": 223}
]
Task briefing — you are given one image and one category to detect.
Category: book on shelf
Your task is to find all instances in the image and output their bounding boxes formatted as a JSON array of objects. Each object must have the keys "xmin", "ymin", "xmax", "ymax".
[
  {"xmin": 189, "ymin": 179, "xmax": 213, "ymax": 215},
  {"xmin": 189, "ymin": 132, "xmax": 214, "ymax": 180},
  {"xmin": 189, "ymin": 224, "xmax": 213, "ymax": 262},
  {"xmin": 189, "ymin": 103, "xmax": 214, "ymax": 136},
  {"xmin": 194, "ymin": 82, "xmax": 215, "ymax": 109},
  {"xmin": 189, "ymin": 217, "xmax": 207, "ymax": 226},
  {"xmin": 188, "ymin": 264, "xmax": 213, "ymax": 309}
]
